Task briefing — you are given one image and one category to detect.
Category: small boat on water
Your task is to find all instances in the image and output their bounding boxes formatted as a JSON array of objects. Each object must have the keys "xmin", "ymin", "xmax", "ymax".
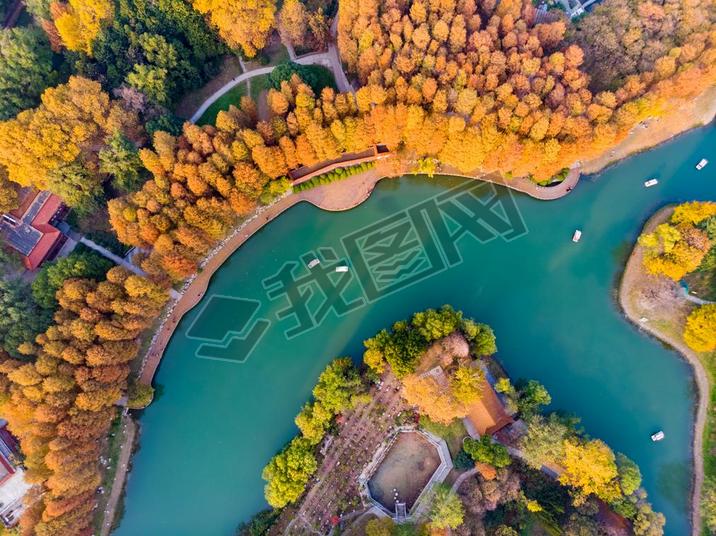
[
  {"xmin": 307, "ymin": 258, "xmax": 320, "ymax": 269},
  {"xmin": 696, "ymin": 158, "xmax": 709, "ymax": 170},
  {"xmin": 335, "ymin": 265, "xmax": 349, "ymax": 273},
  {"xmin": 651, "ymin": 431, "xmax": 665, "ymax": 442},
  {"xmin": 644, "ymin": 178, "xmax": 659, "ymax": 188},
  {"xmin": 572, "ymin": 230, "xmax": 582, "ymax": 243}
]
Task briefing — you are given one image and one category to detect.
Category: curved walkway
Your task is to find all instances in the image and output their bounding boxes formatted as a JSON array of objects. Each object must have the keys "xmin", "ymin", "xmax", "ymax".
[
  {"xmin": 191, "ymin": 18, "xmax": 353, "ymax": 124},
  {"xmin": 190, "ymin": 52, "xmax": 333, "ymax": 123},
  {"xmin": 137, "ymin": 162, "xmax": 577, "ymax": 385},
  {"xmin": 619, "ymin": 206, "xmax": 708, "ymax": 536}
]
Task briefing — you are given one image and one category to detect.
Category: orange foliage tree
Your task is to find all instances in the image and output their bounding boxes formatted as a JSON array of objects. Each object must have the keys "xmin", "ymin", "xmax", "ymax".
[{"xmin": 0, "ymin": 268, "xmax": 167, "ymax": 535}]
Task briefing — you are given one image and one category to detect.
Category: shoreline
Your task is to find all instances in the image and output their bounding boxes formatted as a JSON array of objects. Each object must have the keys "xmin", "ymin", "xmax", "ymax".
[
  {"xmin": 114, "ymin": 100, "xmax": 716, "ymax": 534},
  {"xmin": 617, "ymin": 205, "xmax": 709, "ymax": 536},
  {"xmin": 138, "ymin": 84, "xmax": 716, "ymax": 385},
  {"xmin": 137, "ymin": 163, "xmax": 578, "ymax": 385}
]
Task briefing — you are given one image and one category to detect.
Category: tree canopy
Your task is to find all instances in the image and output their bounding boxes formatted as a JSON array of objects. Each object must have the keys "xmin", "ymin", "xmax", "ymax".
[
  {"xmin": 31, "ymin": 250, "xmax": 113, "ymax": 309},
  {"xmin": 683, "ymin": 304, "xmax": 716, "ymax": 352},
  {"xmin": 262, "ymin": 436, "xmax": 317, "ymax": 508},
  {"xmin": 0, "ymin": 27, "xmax": 58, "ymax": 120},
  {"xmin": 191, "ymin": 0, "xmax": 276, "ymax": 58}
]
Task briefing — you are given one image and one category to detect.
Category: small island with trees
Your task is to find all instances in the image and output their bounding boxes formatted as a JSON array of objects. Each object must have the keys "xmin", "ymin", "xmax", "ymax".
[{"xmin": 241, "ymin": 306, "xmax": 665, "ymax": 536}]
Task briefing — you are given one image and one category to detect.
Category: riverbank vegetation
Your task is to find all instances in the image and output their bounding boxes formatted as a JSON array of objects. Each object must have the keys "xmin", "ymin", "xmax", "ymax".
[
  {"xmin": 629, "ymin": 202, "xmax": 716, "ymax": 534},
  {"xmin": 0, "ymin": 267, "xmax": 167, "ymax": 535},
  {"xmin": 293, "ymin": 161, "xmax": 375, "ymax": 192},
  {"xmin": 255, "ymin": 306, "xmax": 663, "ymax": 536}
]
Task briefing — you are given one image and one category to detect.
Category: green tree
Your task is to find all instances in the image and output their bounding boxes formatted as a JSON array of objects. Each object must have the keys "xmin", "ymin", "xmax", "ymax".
[
  {"xmin": 86, "ymin": 0, "xmax": 224, "ymax": 106},
  {"xmin": 312, "ymin": 357, "xmax": 363, "ymax": 413},
  {"xmin": 32, "ymin": 250, "xmax": 112, "ymax": 309},
  {"xmin": 702, "ymin": 478, "xmax": 716, "ymax": 534},
  {"xmin": 615, "ymin": 453, "xmax": 641, "ymax": 496},
  {"xmin": 470, "ymin": 323, "xmax": 497, "ymax": 355},
  {"xmin": 519, "ymin": 414, "xmax": 576, "ymax": 469},
  {"xmin": 235, "ymin": 509, "xmax": 279, "ymax": 536},
  {"xmin": 463, "ymin": 436, "xmax": 511, "ymax": 468},
  {"xmin": 365, "ymin": 518, "xmax": 395, "ymax": 536},
  {"xmin": 268, "ymin": 61, "xmax": 337, "ymax": 95},
  {"xmin": 428, "ymin": 484, "xmax": 464, "ymax": 529},
  {"xmin": 262, "ymin": 437, "xmax": 317, "ymax": 508},
  {"xmin": 517, "ymin": 380, "xmax": 552, "ymax": 417},
  {"xmin": 0, "ymin": 279, "xmax": 52, "ymax": 358},
  {"xmin": 381, "ymin": 320, "xmax": 427, "ymax": 377},
  {"xmin": 127, "ymin": 381, "xmax": 155, "ymax": 409},
  {"xmin": 99, "ymin": 132, "xmax": 147, "ymax": 193},
  {"xmin": 294, "ymin": 401, "xmax": 331, "ymax": 445},
  {"xmin": 0, "ymin": 27, "xmax": 58, "ymax": 120},
  {"xmin": 47, "ymin": 163, "xmax": 104, "ymax": 214},
  {"xmin": 411, "ymin": 305, "xmax": 462, "ymax": 341},
  {"xmin": 127, "ymin": 64, "xmax": 172, "ymax": 106},
  {"xmin": 24, "ymin": 0, "xmax": 52, "ymax": 19}
]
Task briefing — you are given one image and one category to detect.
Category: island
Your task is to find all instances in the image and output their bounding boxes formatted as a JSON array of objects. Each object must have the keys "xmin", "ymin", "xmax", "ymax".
[{"xmin": 240, "ymin": 306, "xmax": 664, "ymax": 536}]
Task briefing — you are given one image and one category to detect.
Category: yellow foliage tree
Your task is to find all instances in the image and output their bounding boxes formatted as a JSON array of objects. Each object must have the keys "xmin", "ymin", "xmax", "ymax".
[
  {"xmin": 192, "ymin": 0, "xmax": 276, "ymax": 57},
  {"xmin": 683, "ymin": 304, "xmax": 716, "ymax": 353},
  {"xmin": 0, "ymin": 76, "xmax": 139, "ymax": 193},
  {"xmin": 559, "ymin": 439, "xmax": 621, "ymax": 504},
  {"xmin": 53, "ymin": 0, "xmax": 114, "ymax": 55},
  {"xmin": 278, "ymin": 0, "xmax": 308, "ymax": 47}
]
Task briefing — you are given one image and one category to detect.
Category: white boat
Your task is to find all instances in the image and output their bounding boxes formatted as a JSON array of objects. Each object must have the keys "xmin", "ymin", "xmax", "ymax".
[
  {"xmin": 307, "ymin": 258, "xmax": 320, "ymax": 269},
  {"xmin": 335, "ymin": 265, "xmax": 349, "ymax": 273},
  {"xmin": 644, "ymin": 178, "xmax": 659, "ymax": 188},
  {"xmin": 696, "ymin": 158, "xmax": 708, "ymax": 170},
  {"xmin": 572, "ymin": 230, "xmax": 582, "ymax": 243},
  {"xmin": 651, "ymin": 431, "xmax": 665, "ymax": 442}
]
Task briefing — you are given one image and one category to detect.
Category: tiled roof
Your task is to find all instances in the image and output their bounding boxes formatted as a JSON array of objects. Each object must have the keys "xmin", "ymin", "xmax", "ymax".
[{"xmin": 0, "ymin": 191, "xmax": 65, "ymax": 270}]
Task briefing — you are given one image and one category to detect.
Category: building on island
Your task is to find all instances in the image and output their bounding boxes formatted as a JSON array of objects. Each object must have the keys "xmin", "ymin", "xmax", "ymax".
[
  {"xmin": 0, "ymin": 421, "xmax": 31, "ymax": 527},
  {"xmin": 422, "ymin": 365, "xmax": 514, "ymax": 438},
  {"xmin": 0, "ymin": 189, "xmax": 68, "ymax": 270}
]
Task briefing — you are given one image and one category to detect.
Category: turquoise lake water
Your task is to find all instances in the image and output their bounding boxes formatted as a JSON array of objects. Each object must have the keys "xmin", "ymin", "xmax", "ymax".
[{"xmin": 116, "ymin": 124, "xmax": 715, "ymax": 536}]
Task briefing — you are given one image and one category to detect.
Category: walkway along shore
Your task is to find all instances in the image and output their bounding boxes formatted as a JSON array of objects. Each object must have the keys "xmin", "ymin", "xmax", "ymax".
[
  {"xmin": 122, "ymin": 92, "xmax": 716, "ymax": 535},
  {"xmin": 137, "ymin": 164, "xmax": 578, "ymax": 385},
  {"xmin": 618, "ymin": 206, "xmax": 709, "ymax": 536}
]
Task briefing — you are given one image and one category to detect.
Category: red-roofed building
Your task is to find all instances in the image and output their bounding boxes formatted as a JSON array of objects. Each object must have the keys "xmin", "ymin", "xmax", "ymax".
[{"xmin": 1, "ymin": 189, "xmax": 68, "ymax": 270}]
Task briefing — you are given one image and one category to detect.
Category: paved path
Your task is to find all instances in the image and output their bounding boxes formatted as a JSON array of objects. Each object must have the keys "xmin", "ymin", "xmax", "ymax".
[
  {"xmin": 77, "ymin": 236, "xmax": 146, "ymax": 277},
  {"xmin": 191, "ymin": 53, "xmax": 337, "ymax": 123},
  {"xmin": 450, "ymin": 468, "xmax": 478, "ymax": 493},
  {"xmin": 619, "ymin": 206, "xmax": 707, "ymax": 536},
  {"xmin": 682, "ymin": 287, "xmax": 715, "ymax": 306},
  {"xmin": 99, "ymin": 414, "xmax": 136, "ymax": 536},
  {"xmin": 191, "ymin": 18, "xmax": 353, "ymax": 124}
]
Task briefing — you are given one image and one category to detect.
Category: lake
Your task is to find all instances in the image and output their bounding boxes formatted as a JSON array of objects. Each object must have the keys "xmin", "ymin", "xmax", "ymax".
[{"xmin": 116, "ymin": 124, "xmax": 715, "ymax": 536}]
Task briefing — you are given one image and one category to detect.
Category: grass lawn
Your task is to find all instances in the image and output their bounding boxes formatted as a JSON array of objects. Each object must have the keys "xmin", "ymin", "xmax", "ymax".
[
  {"xmin": 269, "ymin": 44, "xmax": 291, "ymax": 66},
  {"xmin": 419, "ymin": 416, "xmax": 469, "ymax": 458},
  {"xmin": 249, "ymin": 73, "xmax": 272, "ymax": 101},
  {"xmin": 197, "ymin": 84, "xmax": 247, "ymax": 126}
]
